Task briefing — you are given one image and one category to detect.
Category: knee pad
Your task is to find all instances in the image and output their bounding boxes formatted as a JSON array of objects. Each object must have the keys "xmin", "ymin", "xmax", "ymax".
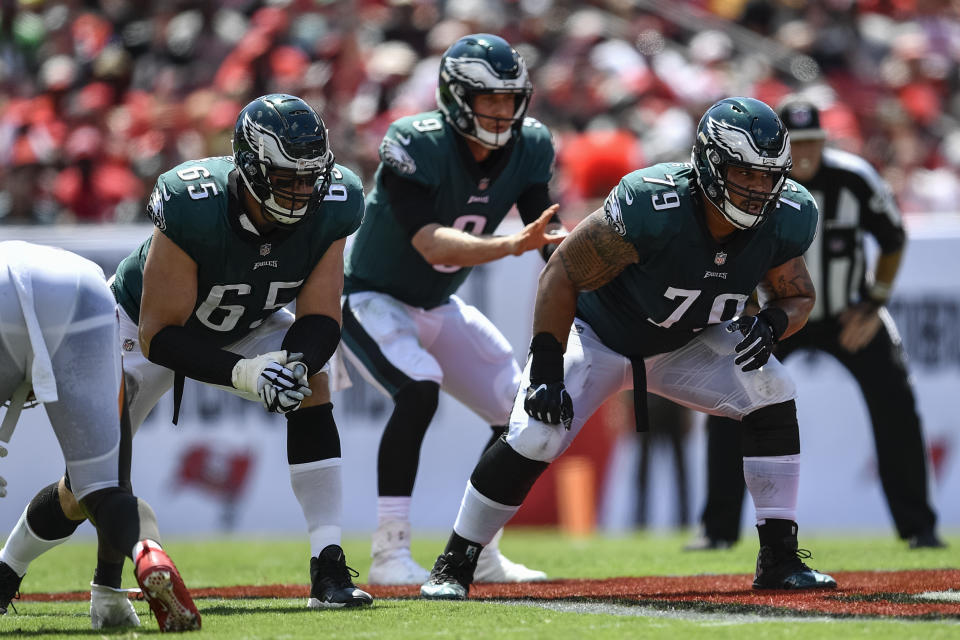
[
  {"xmin": 27, "ymin": 482, "xmax": 84, "ymax": 540},
  {"xmin": 287, "ymin": 403, "xmax": 341, "ymax": 464},
  {"xmin": 470, "ymin": 438, "xmax": 548, "ymax": 506},
  {"xmin": 741, "ymin": 400, "xmax": 800, "ymax": 457}
]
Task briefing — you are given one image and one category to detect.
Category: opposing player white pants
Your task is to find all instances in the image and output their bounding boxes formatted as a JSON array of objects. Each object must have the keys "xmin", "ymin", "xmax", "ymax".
[
  {"xmin": 339, "ymin": 292, "xmax": 520, "ymax": 425},
  {"xmin": 505, "ymin": 318, "xmax": 797, "ymax": 463},
  {"xmin": 0, "ymin": 242, "xmax": 123, "ymax": 500}
]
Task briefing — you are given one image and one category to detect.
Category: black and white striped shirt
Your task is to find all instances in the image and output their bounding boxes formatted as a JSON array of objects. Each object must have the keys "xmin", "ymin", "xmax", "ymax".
[{"xmin": 798, "ymin": 148, "xmax": 905, "ymax": 322}]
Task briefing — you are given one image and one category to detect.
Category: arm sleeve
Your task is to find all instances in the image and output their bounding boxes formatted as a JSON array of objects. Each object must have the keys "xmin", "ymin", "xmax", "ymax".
[
  {"xmin": 516, "ymin": 182, "xmax": 554, "ymax": 225},
  {"xmin": 148, "ymin": 325, "xmax": 241, "ymax": 387},
  {"xmin": 281, "ymin": 314, "xmax": 340, "ymax": 376},
  {"xmin": 381, "ymin": 169, "xmax": 440, "ymax": 239}
]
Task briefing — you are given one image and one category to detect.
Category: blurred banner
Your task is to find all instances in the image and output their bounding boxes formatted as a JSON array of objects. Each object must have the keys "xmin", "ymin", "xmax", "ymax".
[{"xmin": 0, "ymin": 218, "xmax": 957, "ymax": 536}]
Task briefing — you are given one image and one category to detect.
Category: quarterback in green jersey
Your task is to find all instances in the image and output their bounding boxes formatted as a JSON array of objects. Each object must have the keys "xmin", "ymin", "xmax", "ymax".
[
  {"xmin": 423, "ymin": 97, "xmax": 838, "ymax": 600},
  {"xmin": 0, "ymin": 95, "xmax": 373, "ymax": 621},
  {"xmin": 340, "ymin": 34, "xmax": 562, "ymax": 585}
]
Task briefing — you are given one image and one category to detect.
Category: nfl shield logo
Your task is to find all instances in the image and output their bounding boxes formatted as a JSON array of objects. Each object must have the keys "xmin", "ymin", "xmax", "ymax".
[
  {"xmin": 714, "ymin": 251, "xmax": 727, "ymax": 266},
  {"xmin": 478, "ymin": 178, "xmax": 490, "ymax": 191},
  {"xmin": 260, "ymin": 243, "xmax": 271, "ymax": 256}
]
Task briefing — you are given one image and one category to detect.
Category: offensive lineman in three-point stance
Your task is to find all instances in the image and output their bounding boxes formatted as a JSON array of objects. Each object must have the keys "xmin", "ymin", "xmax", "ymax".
[
  {"xmin": 421, "ymin": 97, "xmax": 837, "ymax": 599},
  {"xmin": 0, "ymin": 94, "xmax": 372, "ymax": 625}
]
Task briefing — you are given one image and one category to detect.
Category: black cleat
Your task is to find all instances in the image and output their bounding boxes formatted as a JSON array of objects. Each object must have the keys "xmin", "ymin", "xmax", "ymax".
[
  {"xmin": 308, "ymin": 545, "xmax": 373, "ymax": 609},
  {"xmin": 908, "ymin": 530, "xmax": 947, "ymax": 549},
  {"xmin": 420, "ymin": 551, "xmax": 476, "ymax": 600},
  {"xmin": 0, "ymin": 562, "xmax": 22, "ymax": 615},
  {"xmin": 752, "ymin": 545, "xmax": 836, "ymax": 590}
]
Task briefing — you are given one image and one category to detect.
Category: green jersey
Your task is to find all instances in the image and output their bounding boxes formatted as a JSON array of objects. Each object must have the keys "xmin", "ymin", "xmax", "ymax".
[
  {"xmin": 576, "ymin": 162, "xmax": 818, "ymax": 358},
  {"xmin": 112, "ymin": 156, "xmax": 363, "ymax": 348},
  {"xmin": 344, "ymin": 110, "xmax": 554, "ymax": 309}
]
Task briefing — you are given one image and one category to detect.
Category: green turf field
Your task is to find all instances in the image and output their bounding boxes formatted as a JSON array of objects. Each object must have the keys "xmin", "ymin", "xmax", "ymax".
[{"xmin": 3, "ymin": 529, "xmax": 959, "ymax": 638}]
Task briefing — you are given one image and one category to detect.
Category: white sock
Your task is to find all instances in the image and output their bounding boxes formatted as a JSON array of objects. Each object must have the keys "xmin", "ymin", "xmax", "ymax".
[
  {"xmin": 452, "ymin": 482, "xmax": 519, "ymax": 546},
  {"xmin": 131, "ymin": 539, "xmax": 162, "ymax": 562},
  {"xmin": 290, "ymin": 459, "xmax": 342, "ymax": 557},
  {"xmin": 377, "ymin": 496, "xmax": 411, "ymax": 526},
  {"xmin": 0, "ymin": 506, "xmax": 72, "ymax": 577},
  {"xmin": 744, "ymin": 454, "xmax": 800, "ymax": 523}
]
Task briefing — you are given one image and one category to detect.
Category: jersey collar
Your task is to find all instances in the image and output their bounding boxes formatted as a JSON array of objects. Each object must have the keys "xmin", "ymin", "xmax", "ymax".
[
  {"xmin": 452, "ymin": 124, "xmax": 517, "ymax": 188},
  {"xmin": 226, "ymin": 169, "xmax": 294, "ymax": 245}
]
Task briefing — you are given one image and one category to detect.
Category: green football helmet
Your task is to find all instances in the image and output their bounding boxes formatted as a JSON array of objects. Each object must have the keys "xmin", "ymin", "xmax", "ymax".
[
  {"xmin": 692, "ymin": 97, "xmax": 792, "ymax": 230},
  {"xmin": 436, "ymin": 33, "xmax": 533, "ymax": 149},
  {"xmin": 233, "ymin": 94, "xmax": 335, "ymax": 226}
]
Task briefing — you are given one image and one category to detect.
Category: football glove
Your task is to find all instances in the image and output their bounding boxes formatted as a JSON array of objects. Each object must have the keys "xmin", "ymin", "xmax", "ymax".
[
  {"xmin": 728, "ymin": 309, "xmax": 785, "ymax": 372},
  {"xmin": 522, "ymin": 332, "xmax": 574, "ymax": 430},
  {"xmin": 524, "ymin": 382, "xmax": 574, "ymax": 430},
  {"xmin": 259, "ymin": 361, "xmax": 310, "ymax": 414},
  {"xmin": 231, "ymin": 351, "xmax": 312, "ymax": 414}
]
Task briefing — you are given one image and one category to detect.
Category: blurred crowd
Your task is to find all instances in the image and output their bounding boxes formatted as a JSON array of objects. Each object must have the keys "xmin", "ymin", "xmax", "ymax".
[{"xmin": 1, "ymin": 0, "xmax": 958, "ymax": 224}]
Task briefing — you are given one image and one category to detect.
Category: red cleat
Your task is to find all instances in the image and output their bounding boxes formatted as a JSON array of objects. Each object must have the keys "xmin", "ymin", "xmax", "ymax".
[{"xmin": 134, "ymin": 541, "xmax": 201, "ymax": 632}]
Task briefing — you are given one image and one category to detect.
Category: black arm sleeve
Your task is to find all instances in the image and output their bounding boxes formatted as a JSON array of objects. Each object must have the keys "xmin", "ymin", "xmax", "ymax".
[
  {"xmin": 148, "ymin": 325, "xmax": 241, "ymax": 387},
  {"xmin": 516, "ymin": 182, "xmax": 554, "ymax": 225},
  {"xmin": 281, "ymin": 314, "xmax": 341, "ymax": 376},
  {"xmin": 381, "ymin": 169, "xmax": 440, "ymax": 239}
]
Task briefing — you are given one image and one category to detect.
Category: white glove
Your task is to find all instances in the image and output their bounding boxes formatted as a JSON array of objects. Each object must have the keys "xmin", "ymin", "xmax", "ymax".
[
  {"xmin": 259, "ymin": 360, "xmax": 310, "ymax": 414},
  {"xmin": 231, "ymin": 351, "xmax": 312, "ymax": 414}
]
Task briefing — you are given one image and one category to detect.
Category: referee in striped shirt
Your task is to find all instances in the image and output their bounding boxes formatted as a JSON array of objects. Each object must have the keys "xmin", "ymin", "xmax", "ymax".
[{"xmin": 687, "ymin": 97, "xmax": 944, "ymax": 550}]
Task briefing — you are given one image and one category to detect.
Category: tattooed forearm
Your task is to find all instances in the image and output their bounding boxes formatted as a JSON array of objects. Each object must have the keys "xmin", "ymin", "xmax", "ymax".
[
  {"xmin": 759, "ymin": 256, "xmax": 815, "ymax": 301},
  {"xmin": 758, "ymin": 256, "xmax": 816, "ymax": 339},
  {"xmin": 557, "ymin": 212, "xmax": 639, "ymax": 291}
]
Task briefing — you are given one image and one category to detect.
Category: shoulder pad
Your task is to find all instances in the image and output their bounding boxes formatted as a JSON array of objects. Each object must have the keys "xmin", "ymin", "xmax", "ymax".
[
  {"xmin": 774, "ymin": 180, "xmax": 818, "ymax": 254},
  {"xmin": 320, "ymin": 163, "xmax": 365, "ymax": 237},
  {"xmin": 148, "ymin": 157, "xmax": 233, "ymax": 233},
  {"xmin": 604, "ymin": 163, "xmax": 695, "ymax": 248},
  {"xmin": 379, "ymin": 113, "xmax": 447, "ymax": 184}
]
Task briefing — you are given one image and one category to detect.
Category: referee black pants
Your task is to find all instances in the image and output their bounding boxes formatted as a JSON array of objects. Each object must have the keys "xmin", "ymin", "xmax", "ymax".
[{"xmin": 699, "ymin": 317, "xmax": 937, "ymax": 541}]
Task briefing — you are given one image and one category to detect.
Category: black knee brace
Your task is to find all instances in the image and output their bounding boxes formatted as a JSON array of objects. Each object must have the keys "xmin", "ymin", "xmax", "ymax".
[
  {"xmin": 470, "ymin": 438, "xmax": 549, "ymax": 506},
  {"xmin": 287, "ymin": 403, "xmax": 341, "ymax": 464},
  {"xmin": 741, "ymin": 400, "xmax": 801, "ymax": 457},
  {"xmin": 26, "ymin": 482, "xmax": 84, "ymax": 541}
]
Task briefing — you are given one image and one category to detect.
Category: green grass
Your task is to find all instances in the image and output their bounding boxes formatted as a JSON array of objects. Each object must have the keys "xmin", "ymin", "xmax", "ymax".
[{"xmin": 4, "ymin": 529, "xmax": 959, "ymax": 639}]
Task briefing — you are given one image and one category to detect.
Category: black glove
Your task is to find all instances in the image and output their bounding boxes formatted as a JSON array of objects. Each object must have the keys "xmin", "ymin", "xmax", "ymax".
[
  {"xmin": 727, "ymin": 308, "xmax": 788, "ymax": 372},
  {"xmin": 522, "ymin": 333, "xmax": 574, "ymax": 430}
]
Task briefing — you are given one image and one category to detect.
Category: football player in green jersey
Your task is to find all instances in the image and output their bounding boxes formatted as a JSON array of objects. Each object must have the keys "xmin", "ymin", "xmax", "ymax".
[
  {"xmin": 340, "ymin": 34, "xmax": 562, "ymax": 585},
  {"xmin": 0, "ymin": 95, "xmax": 373, "ymax": 621},
  {"xmin": 422, "ymin": 97, "xmax": 837, "ymax": 600}
]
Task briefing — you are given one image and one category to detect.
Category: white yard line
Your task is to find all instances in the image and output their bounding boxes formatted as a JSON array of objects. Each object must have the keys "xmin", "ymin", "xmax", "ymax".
[{"xmin": 492, "ymin": 599, "xmax": 840, "ymax": 624}]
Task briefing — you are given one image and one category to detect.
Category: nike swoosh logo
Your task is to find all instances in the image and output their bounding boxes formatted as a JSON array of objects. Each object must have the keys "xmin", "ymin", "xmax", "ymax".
[
  {"xmin": 396, "ymin": 133, "xmax": 411, "ymax": 146},
  {"xmin": 623, "ymin": 187, "xmax": 633, "ymax": 205}
]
